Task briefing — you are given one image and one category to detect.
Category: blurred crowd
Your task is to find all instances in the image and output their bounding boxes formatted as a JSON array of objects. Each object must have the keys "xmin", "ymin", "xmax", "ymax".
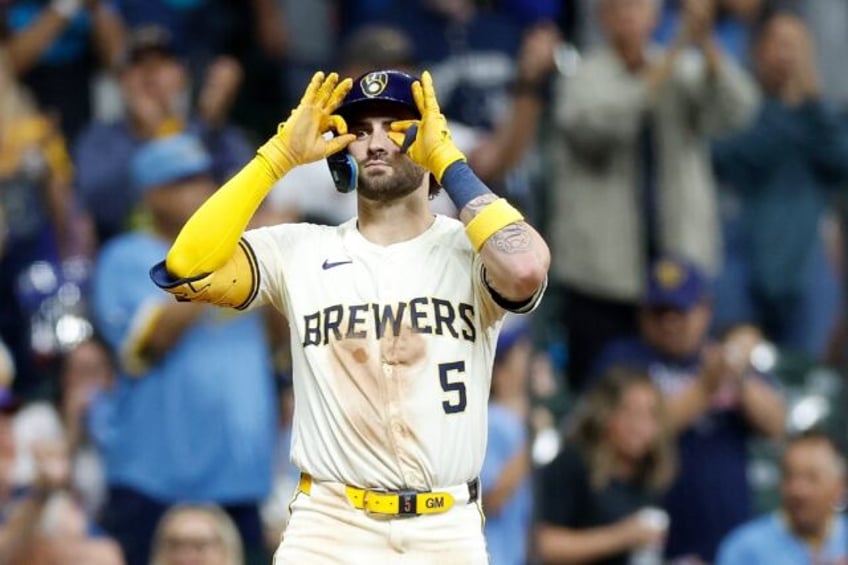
[{"xmin": 0, "ymin": 0, "xmax": 847, "ymax": 564}]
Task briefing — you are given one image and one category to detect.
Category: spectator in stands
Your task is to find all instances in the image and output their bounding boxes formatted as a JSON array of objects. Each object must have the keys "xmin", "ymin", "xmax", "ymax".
[
  {"xmin": 711, "ymin": 11, "xmax": 848, "ymax": 360},
  {"xmin": 377, "ymin": 0, "xmax": 523, "ymax": 131},
  {"xmin": 0, "ymin": 49, "xmax": 93, "ymax": 396},
  {"xmin": 150, "ymin": 504, "xmax": 243, "ymax": 565},
  {"xmin": 57, "ymin": 334, "xmax": 113, "ymax": 517},
  {"xmin": 481, "ymin": 318, "xmax": 534, "ymax": 565},
  {"xmin": 1, "ymin": 0, "xmax": 125, "ymax": 140},
  {"xmin": 114, "ymin": 0, "xmax": 285, "ymax": 77},
  {"xmin": 74, "ymin": 24, "xmax": 251, "ymax": 243},
  {"xmin": 89, "ymin": 134, "xmax": 276, "ymax": 565},
  {"xmin": 116, "ymin": 0, "xmax": 289, "ymax": 140},
  {"xmin": 716, "ymin": 431, "xmax": 847, "ymax": 565},
  {"xmin": 536, "ymin": 368, "xmax": 676, "ymax": 565},
  {"xmin": 594, "ymin": 256, "xmax": 786, "ymax": 562},
  {"xmin": 547, "ymin": 0, "xmax": 759, "ymax": 392},
  {"xmin": 0, "ymin": 376, "xmax": 123, "ymax": 565}
]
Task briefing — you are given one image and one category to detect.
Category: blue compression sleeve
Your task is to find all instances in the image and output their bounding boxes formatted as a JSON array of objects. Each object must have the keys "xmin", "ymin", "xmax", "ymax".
[{"xmin": 440, "ymin": 161, "xmax": 493, "ymax": 210}]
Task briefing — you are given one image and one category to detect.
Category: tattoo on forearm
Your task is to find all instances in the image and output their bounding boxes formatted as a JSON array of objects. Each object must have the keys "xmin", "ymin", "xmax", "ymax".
[
  {"xmin": 460, "ymin": 194, "xmax": 498, "ymax": 223},
  {"xmin": 487, "ymin": 222, "xmax": 532, "ymax": 254}
]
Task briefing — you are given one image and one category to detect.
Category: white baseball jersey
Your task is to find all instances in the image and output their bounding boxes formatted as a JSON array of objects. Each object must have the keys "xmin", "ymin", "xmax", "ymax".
[{"xmin": 243, "ymin": 214, "xmax": 543, "ymax": 491}]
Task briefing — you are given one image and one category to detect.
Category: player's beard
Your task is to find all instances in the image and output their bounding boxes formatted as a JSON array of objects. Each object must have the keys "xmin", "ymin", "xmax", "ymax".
[{"xmin": 356, "ymin": 155, "xmax": 427, "ymax": 202}]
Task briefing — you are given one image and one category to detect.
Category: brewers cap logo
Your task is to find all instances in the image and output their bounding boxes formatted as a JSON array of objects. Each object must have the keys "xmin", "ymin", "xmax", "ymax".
[
  {"xmin": 361, "ymin": 72, "xmax": 389, "ymax": 97},
  {"xmin": 654, "ymin": 259, "xmax": 685, "ymax": 289}
]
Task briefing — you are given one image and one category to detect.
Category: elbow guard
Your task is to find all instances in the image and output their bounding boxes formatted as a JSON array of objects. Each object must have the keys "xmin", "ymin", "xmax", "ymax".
[{"xmin": 150, "ymin": 239, "xmax": 260, "ymax": 310}]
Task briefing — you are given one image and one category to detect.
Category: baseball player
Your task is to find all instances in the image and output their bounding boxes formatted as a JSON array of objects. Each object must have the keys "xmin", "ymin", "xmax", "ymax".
[{"xmin": 150, "ymin": 69, "xmax": 550, "ymax": 563}]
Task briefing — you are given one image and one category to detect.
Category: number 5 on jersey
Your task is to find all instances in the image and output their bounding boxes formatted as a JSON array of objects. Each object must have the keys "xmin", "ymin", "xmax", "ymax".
[{"xmin": 439, "ymin": 361, "xmax": 467, "ymax": 414}]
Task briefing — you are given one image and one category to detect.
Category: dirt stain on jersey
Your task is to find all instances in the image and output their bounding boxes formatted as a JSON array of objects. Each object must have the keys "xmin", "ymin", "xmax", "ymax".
[
  {"xmin": 380, "ymin": 324, "xmax": 427, "ymax": 366},
  {"xmin": 352, "ymin": 347, "xmax": 369, "ymax": 364},
  {"xmin": 329, "ymin": 338, "xmax": 386, "ymax": 446}
]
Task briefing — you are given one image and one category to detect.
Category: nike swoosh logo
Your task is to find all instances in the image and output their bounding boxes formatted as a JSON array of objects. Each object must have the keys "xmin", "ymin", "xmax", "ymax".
[{"xmin": 322, "ymin": 259, "xmax": 353, "ymax": 270}]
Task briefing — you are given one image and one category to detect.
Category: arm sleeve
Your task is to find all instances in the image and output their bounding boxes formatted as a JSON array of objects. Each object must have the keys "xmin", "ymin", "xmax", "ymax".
[{"xmin": 165, "ymin": 155, "xmax": 279, "ymax": 278}]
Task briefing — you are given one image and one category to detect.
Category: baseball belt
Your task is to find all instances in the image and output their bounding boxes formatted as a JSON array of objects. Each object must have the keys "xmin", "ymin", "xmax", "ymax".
[{"xmin": 298, "ymin": 473, "xmax": 479, "ymax": 516}]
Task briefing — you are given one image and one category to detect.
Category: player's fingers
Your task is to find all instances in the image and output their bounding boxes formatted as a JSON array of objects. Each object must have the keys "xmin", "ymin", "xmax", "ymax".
[
  {"xmin": 314, "ymin": 72, "xmax": 339, "ymax": 107},
  {"xmin": 389, "ymin": 119, "xmax": 418, "ymax": 132},
  {"xmin": 388, "ymin": 123, "xmax": 419, "ymax": 152},
  {"xmin": 325, "ymin": 134, "xmax": 356, "ymax": 156},
  {"xmin": 326, "ymin": 78, "xmax": 353, "ymax": 112},
  {"xmin": 324, "ymin": 114, "xmax": 348, "ymax": 135},
  {"xmin": 400, "ymin": 124, "xmax": 419, "ymax": 152},
  {"xmin": 387, "ymin": 131, "xmax": 406, "ymax": 147},
  {"xmin": 421, "ymin": 71, "xmax": 441, "ymax": 113},
  {"xmin": 300, "ymin": 71, "xmax": 325, "ymax": 106},
  {"xmin": 412, "ymin": 81, "xmax": 425, "ymax": 114}
]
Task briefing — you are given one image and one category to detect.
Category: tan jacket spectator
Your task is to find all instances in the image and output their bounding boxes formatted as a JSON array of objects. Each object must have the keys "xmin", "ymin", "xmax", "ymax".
[{"xmin": 549, "ymin": 0, "xmax": 759, "ymax": 303}]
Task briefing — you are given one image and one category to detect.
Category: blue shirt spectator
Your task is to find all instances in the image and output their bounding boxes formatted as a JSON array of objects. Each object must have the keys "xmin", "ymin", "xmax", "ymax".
[
  {"xmin": 716, "ymin": 432, "xmax": 848, "ymax": 565},
  {"xmin": 716, "ymin": 513, "xmax": 848, "ymax": 565},
  {"xmin": 481, "ymin": 319, "xmax": 533, "ymax": 565},
  {"xmin": 711, "ymin": 13, "xmax": 848, "ymax": 359},
  {"xmin": 482, "ymin": 403, "xmax": 531, "ymax": 565},
  {"xmin": 91, "ymin": 233, "xmax": 274, "ymax": 502},
  {"xmin": 89, "ymin": 133, "xmax": 275, "ymax": 565}
]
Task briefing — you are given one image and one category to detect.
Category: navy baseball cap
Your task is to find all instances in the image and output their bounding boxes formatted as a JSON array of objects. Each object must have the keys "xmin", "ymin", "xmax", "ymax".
[
  {"xmin": 124, "ymin": 25, "xmax": 177, "ymax": 66},
  {"xmin": 335, "ymin": 70, "xmax": 420, "ymax": 122},
  {"xmin": 645, "ymin": 257, "xmax": 708, "ymax": 310},
  {"xmin": 131, "ymin": 133, "xmax": 213, "ymax": 194}
]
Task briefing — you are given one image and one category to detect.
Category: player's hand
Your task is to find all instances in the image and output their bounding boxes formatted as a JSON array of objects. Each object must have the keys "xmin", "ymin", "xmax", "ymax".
[
  {"xmin": 258, "ymin": 71, "xmax": 355, "ymax": 178},
  {"xmin": 389, "ymin": 70, "xmax": 466, "ymax": 182}
]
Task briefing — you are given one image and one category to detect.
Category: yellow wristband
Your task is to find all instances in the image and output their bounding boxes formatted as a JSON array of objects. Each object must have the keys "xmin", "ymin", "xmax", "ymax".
[{"xmin": 465, "ymin": 198, "xmax": 524, "ymax": 252}]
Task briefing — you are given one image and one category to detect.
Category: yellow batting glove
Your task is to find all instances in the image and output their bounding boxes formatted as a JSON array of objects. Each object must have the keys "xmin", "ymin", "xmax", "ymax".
[
  {"xmin": 388, "ymin": 71, "xmax": 466, "ymax": 183},
  {"xmin": 258, "ymin": 71, "xmax": 356, "ymax": 178}
]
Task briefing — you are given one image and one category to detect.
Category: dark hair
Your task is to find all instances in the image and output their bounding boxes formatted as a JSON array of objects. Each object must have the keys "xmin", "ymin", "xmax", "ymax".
[
  {"xmin": 782, "ymin": 429, "xmax": 846, "ymax": 476},
  {"xmin": 567, "ymin": 367, "xmax": 676, "ymax": 492},
  {"xmin": 751, "ymin": 4, "xmax": 804, "ymax": 44}
]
